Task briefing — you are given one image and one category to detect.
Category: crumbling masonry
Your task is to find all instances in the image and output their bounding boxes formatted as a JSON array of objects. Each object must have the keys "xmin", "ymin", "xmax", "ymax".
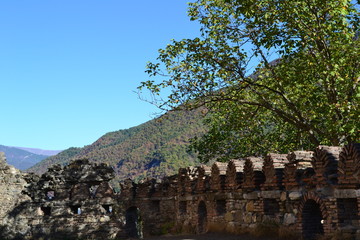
[{"xmin": 0, "ymin": 144, "xmax": 360, "ymax": 239}]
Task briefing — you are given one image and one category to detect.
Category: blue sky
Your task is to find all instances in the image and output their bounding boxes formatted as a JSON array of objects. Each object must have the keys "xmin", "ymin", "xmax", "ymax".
[{"xmin": 0, "ymin": 1, "xmax": 200, "ymax": 150}]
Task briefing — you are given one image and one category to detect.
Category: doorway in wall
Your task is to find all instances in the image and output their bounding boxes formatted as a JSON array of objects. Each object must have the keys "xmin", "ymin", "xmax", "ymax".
[
  {"xmin": 198, "ymin": 201, "xmax": 207, "ymax": 233},
  {"xmin": 302, "ymin": 199, "xmax": 324, "ymax": 239},
  {"xmin": 125, "ymin": 206, "xmax": 143, "ymax": 239}
]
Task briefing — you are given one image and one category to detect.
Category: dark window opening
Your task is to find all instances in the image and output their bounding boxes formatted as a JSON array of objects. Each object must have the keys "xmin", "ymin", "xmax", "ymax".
[
  {"xmin": 337, "ymin": 198, "xmax": 358, "ymax": 227},
  {"xmin": 220, "ymin": 175, "xmax": 226, "ymax": 189},
  {"xmin": 46, "ymin": 191, "xmax": 55, "ymax": 200},
  {"xmin": 216, "ymin": 200, "xmax": 226, "ymax": 216},
  {"xmin": 41, "ymin": 206, "xmax": 51, "ymax": 216},
  {"xmin": 264, "ymin": 199, "xmax": 280, "ymax": 216},
  {"xmin": 254, "ymin": 171, "xmax": 266, "ymax": 189},
  {"xmin": 150, "ymin": 200, "xmax": 160, "ymax": 212},
  {"xmin": 102, "ymin": 204, "xmax": 113, "ymax": 214},
  {"xmin": 236, "ymin": 172, "xmax": 244, "ymax": 186},
  {"xmin": 179, "ymin": 201, "xmax": 187, "ymax": 215},
  {"xmin": 70, "ymin": 205, "xmax": 82, "ymax": 215}
]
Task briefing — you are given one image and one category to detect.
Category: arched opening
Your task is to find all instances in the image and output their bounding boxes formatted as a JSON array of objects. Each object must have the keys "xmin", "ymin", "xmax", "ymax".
[
  {"xmin": 125, "ymin": 206, "xmax": 143, "ymax": 239},
  {"xmin": 198, "ymin": 201, "xmax": 207, "ymax": 233},
  {"xmin": 302, "ymin": 199, "xmax": 324, "ymax": 239}
]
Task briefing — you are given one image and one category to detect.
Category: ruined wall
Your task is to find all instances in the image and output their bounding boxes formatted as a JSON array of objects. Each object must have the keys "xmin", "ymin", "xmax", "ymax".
[
  {"xmin": 1, "ymin": 144, "xmax": 360, "ymax": 239},
  {"xmin": 0, "ymin": 158, "xmax": 127, "ymax": 240},
  {"xmin": 0, "ymin": 152, "xmax": 32, "ymax": 237},
  {"xmin": 120, "ymin": 143, "xmax": 360, "ymax": 239}
]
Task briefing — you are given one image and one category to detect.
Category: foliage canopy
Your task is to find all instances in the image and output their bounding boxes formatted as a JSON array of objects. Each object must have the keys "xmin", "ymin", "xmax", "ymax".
[{"xmin": 139, "ymin": 0, "xmax": 360, "ymax": 162}]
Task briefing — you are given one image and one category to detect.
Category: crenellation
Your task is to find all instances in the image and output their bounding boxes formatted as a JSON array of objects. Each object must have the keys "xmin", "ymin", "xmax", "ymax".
[
  {"xmin": 338, "ymin": 143, "xmax": 360, "ymax": 189},
  {"xmin": 225, "ymin": 160, "xmax": 244, "ymax": 191},
  {"xmin": 210, "ymin": 162, "xmax": 227, "ymax": 192},
  {"xmin": 195, "ymin": 165, "xmax": 211, "ymax": 192},
  {"xmin": 262, "ymin": 154, "xmax": 287, "ymax": 190},
  {"xmin": 242, "ymin": 158, "xmax": 255, "ymax": 191}
]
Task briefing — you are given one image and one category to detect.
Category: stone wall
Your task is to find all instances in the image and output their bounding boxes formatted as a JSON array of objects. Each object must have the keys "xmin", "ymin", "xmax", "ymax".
[
  {"xmin": 0, "ymin": 158, "xmax": 125, "ymax": 239},
  {"xmin": 0, "ymin": 144, "xmax": 360, "ymax": 239},
  {"xmin": 119, "ymin": 143, "xmax": 360, "ymax": 239}
]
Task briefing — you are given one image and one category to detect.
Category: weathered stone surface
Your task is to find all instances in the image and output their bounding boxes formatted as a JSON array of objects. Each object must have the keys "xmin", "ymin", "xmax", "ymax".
[
  {"xmin": 334, "ymin": 189, "xmax": 360, "ymax": 198},
  {"xmin": 243, "ymin": 192, "xmax": 259, "ymax": 200},
  {"xmin": 261, "ymin": 190, "xmax": 281, "ymax": 199},
  {"xmin": 280, "ymin": 191, "xmax": 287, "ymax": 201},
  {"xmin": 224, "ymin": 212, "xmax": 233, "ymax": 222},
  {"xmin": 284, "ymin": 213, "xmax": 296, "ymax": 225},
  {"xmin": 244, "ymin": 213, "xmax": 252, "ymax": 224},
  {"xmin": 0, "ymin": 158, "xmax": 121, "ymax": 240},
  {"xmin": 288, "ymin": 191, "xmax": 302, "ymax": 200},
  {"xmin": 245, "ymin": 201, "xmax": 254, "ymax": 212}
]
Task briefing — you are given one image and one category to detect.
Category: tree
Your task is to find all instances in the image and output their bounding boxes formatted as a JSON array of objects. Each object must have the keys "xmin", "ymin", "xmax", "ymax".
[{"xmin": 138, "ymin": 0, "xmax": 360, "ymax": 162}]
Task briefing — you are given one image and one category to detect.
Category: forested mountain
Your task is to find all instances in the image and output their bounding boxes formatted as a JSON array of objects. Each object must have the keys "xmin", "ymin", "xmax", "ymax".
[
  {"xmin": 28, "ymin": 109, "xmax": 207, "ymax": 184},
  {"xmin": 0, "ymin": 145, "xmax": 49, "ymax": 170}
]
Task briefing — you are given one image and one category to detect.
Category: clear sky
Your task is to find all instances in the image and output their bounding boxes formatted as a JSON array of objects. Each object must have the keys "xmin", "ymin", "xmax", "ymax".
[{"xmin": 0, "ymin": 1, "xmax": 200, "ymax": 150}]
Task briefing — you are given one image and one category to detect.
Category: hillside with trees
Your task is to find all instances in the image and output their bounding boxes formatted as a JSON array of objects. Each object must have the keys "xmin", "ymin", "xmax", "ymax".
[{"xmin": 28, "ymin": 109, "xmax": 207, "ymax": 184}]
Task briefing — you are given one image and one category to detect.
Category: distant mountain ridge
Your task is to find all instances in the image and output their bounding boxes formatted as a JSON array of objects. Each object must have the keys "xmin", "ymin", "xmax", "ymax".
[
  {"xmin": 10, "ymin": 147, "xmax": 62, "ymax": 156},
  {"xmin": 28, "ymin": 109, "xmax": 207, "ymax": 185},
  {"xmin": 0, "ymin": 145, "xmax": 59, "ymax": 170}
]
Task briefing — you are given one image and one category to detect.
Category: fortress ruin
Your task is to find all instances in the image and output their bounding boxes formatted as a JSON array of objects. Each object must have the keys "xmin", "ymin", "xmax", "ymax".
[{"xmin": 0, "ymin": 143, "xmax": 360, "ymax": 239}]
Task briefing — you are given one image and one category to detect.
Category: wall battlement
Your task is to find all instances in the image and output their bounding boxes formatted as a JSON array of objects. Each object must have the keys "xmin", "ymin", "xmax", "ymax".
[{"xmin": 0, "ymin": 143, "xmax": 359, "ymax": 239}]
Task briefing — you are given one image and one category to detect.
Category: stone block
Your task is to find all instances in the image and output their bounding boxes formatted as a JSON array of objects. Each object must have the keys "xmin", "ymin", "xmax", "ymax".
[
  {"xmin": 243, "ymin": 192, "xmax": 259, "ymax": 200},
  {"xmin": 261, "ymin": 190, "xmax": 281, "ymax": 199},
  {"xmin": 244, "ymin": 213, "xmax": 252, "ymax": 224},
  {"xmin": 224, "ymin": 212, "xmax": 233, "ymax": 222},
  {"xmin": 233, "ymin": 211, "xmax": 243, "ymax": 222},
  {"xmin": 280, "ymin": 191, "xmax": 287, "ymax": 201},
  {"xmin": 334, "ymin": 189, "xmax": 360, "ymax": 198},
  {"xmin": 252, "ymin": 213, "xmax": 262, "ymax": 223},
  {"xmin": 283, "ymin": 213, "xmax": 296, "ymax": 225},
  {"xmin": 100, "ymin": 216, "xmax": 110, "ymax": 222},
  {"xmin": 289, "ymin": 191, "xmax": 302, "ymax": 200},
  {"xmin": 292, "ymin": 208, "xmax": 298, "ymax": 215},
  {"xmin": 245, "ymin": 201, "xmax": 254, "ymax": 212}
]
